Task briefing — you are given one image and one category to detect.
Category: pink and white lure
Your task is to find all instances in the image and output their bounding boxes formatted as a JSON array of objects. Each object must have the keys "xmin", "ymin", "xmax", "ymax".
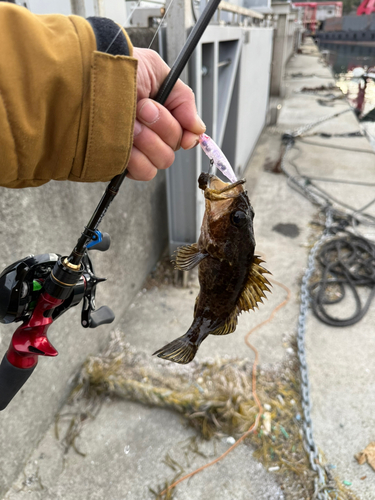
[{"xmin": 198, "ymin": 133, "xmax": 238, "ymax": 184}]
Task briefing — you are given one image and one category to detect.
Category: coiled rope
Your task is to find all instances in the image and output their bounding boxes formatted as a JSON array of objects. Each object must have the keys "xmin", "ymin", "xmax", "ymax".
[{"xmin": 310, "ymin": 233, "xmax": 375, "ymax": 327}]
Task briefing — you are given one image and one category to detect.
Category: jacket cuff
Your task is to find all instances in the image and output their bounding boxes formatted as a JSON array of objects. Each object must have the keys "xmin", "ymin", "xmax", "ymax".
[
  {"xmin": 69, "ymin": 51, "xmax": 138, "ymax": 183},
  {"xmin": 86, "ymin": 16, "xmax": 133, "ymax": 57},
  {"xmin": 68, "ymin": 16, "xmax": 137, "ymax": 183}
]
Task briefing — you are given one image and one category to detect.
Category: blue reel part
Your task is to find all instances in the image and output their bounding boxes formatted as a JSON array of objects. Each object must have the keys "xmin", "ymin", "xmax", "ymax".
[{"xmin": 87, "ymin": 231, "xmax": 111, "ymax": 252}]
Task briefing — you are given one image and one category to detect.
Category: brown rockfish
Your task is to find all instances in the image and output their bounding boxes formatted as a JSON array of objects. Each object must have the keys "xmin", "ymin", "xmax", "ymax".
[{"xmin": 153, "ymin": 172, "xmax": 271, "ymax": 364}]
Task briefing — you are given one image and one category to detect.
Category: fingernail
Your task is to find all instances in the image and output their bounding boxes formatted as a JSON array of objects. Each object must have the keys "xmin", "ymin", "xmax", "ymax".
[
  {"xmin": 133, "ymin": 119, "xmax": 142, "ymax": 137},
  {"xmin": 139, "ymin": 101, "xmax": 160, "ymax": 124},
  {"xmin": 186, "ymin": 138, "xmax": 200, "ymax": 150},
  {"xmin": 197, "ymin": 115, "xmax": 206, "ymax": 131}
]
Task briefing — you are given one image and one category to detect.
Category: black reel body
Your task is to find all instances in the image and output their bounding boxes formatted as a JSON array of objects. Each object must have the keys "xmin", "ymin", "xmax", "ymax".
[
  {"xmin": 0, "ymin": 254, "xmax": 59, "ymax": 324},
  {"xmin": 0, "ymin": 233, "xmax": 114, "ymax": 328}
]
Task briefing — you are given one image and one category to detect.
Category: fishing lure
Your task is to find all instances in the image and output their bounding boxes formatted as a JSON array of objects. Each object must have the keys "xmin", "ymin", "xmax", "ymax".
[{"xmin": 199, "ymin": 133, "xmax": 238, "ymax": 183}]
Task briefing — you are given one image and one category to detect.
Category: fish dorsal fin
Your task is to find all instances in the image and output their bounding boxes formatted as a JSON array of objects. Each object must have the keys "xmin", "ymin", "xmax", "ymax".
[
  {"xmin": 237, "ymin": 256, "xmax": 272, "ymax": 313},
  {"xmin": 174, "ymin": 244, "xmax": 207, "ymax": 271},
  {"xmin": 207, "ymin": 256, "xmax": 271, "ymax": 336}
]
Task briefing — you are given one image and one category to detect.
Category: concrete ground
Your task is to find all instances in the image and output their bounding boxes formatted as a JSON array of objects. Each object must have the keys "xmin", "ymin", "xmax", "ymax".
[{"xmin": 3, "ymin": 40, "xmax": 375, "ymax": 500}]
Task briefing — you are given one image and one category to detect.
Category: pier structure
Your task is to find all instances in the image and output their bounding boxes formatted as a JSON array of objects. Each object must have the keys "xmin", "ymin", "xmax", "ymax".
[{"xmin": 1, "ymin": 3, "xmax": 375, "ymax": 500}]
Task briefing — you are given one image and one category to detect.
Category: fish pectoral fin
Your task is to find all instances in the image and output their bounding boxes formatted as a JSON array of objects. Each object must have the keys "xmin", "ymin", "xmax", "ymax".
[
  {"xmin": 153, "ymin": 335, "xmax": 198, "ymax": 364},
  {"xmin": 237, "ymin": 256, "xmax": 272, "ymax": 313},
  {"xmin": 174, "ymin": 244, "xmax": 208, "ymax": 271},
  {"xmin": 210, "ymin": 312, "xmax": 238, "ymax": 336}
]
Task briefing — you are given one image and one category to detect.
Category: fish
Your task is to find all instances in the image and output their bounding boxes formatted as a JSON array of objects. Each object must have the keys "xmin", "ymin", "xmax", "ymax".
[{"xmin": 153, "ymin": 172, "xmax": 271, "ymax": 364}]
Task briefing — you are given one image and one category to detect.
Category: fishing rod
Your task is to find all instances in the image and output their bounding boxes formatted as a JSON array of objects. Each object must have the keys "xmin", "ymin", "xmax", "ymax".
[{"xmin": 0, "ymin": 0, "xmax": 222, "ymax": 411}]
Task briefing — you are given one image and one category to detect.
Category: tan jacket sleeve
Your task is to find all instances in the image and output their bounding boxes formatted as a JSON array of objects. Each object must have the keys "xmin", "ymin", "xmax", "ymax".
[{"xmin": 0, "ymin": 4, "xmax": 138, "ymax": 188}]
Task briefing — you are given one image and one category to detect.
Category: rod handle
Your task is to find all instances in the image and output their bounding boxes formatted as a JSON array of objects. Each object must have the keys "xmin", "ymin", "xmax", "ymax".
[{"xmin": 0, "ymin": 354, "xmax": 36, "ymax": 411}]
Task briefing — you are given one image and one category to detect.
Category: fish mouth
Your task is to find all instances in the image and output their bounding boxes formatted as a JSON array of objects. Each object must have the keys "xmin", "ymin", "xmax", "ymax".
[{"xmin": 198, "ymin": 173, "xmax": 245, "ymax": 200}]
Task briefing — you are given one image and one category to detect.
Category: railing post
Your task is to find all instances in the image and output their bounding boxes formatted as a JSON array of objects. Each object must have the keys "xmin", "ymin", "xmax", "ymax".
[
  {"xmin": 270, "ymin": 2, "xmax": 290, "ymax": 97},
  {"xmin": 166, "ymin": 0, "xmax": 195, "ymax": 79},
  {"xmin": 70, "ymin": 0, "xmax": 86, "ymax": 16}
]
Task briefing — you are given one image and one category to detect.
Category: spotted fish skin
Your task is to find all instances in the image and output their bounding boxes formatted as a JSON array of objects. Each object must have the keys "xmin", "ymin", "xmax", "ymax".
[{"xmin": 153, "ymin": 173, "xmax": 271, "ymax": 364}]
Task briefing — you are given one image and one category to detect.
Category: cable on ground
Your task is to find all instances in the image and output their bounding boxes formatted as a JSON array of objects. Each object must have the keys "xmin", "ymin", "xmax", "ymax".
[{"xmin": 296, "ymin": 137, "xmax": 375, "ymax": 154}]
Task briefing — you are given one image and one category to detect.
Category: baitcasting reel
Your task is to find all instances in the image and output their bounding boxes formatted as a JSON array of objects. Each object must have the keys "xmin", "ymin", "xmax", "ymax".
[
  {"xmin": 0, "ymin": 231, "xmax": 115, "ymax": 410},
  {"xmin": 0, "ymin": 232, "xmax": 114, "ymax": 329}
]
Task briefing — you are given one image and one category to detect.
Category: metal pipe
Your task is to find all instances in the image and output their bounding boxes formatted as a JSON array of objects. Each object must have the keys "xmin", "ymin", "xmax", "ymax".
[{"xmin": 217, "ymin": 58, "xmax": 231, "ymax": 68}]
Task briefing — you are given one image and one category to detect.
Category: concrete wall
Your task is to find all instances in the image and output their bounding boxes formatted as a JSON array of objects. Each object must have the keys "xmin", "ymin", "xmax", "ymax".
[
  {"xmin": 232, "ymin": 28, "xmax": 274, "ymax": 175},
  {"xmin": 0, "ymin": 19, "xmax": 168, "ymax": 495},
  {"xmin": 0, "ymin": 176, "xmax": 168, "ymax": 497}
]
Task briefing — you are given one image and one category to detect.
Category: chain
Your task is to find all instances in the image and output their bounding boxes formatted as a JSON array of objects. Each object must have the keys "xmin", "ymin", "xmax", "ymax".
[
  {"xmin": 297, "ymin": 209, "xmax": 338, "ymax": 500},
  {"xmin": 280, "ymin": 137, "xmax": 338, "ymax": 496},
  {"xmin": 279, "ymin": 111, "xmax": 356, "ymax": 498},
  {"xmin": 293, "ymin": 109, "xmax": 351, "ymax": 137},
  {"xmin": 268, "ymin": 109, "xmax": 350, "ymax": 140},
  {"xmin": 276, "ymin": 103, "xmax": 375, "ymax": 496}
]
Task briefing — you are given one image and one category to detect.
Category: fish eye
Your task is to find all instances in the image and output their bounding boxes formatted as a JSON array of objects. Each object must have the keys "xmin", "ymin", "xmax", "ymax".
[{"xmin": 230, "ymin": 211, "xmax": 247, "ymax": 227}]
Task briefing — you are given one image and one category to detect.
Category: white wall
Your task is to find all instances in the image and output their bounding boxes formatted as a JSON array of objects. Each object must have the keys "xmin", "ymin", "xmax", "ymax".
[
  {"xmin": 26, "ymin": 0, "xmax": 71, "ymax": 14},
  {"xmin": 235, "ymin": 27, "xmax": 273, "ymax": 173},
  {"xmin": 21, "ymin": 0, "xmax": 128, "ymax": 23}
]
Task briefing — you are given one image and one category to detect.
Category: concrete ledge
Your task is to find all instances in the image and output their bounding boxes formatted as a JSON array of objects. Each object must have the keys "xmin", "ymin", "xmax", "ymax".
[{"xmin": 0, "ymin": 174, "xmax": 168, "ymax": 497}]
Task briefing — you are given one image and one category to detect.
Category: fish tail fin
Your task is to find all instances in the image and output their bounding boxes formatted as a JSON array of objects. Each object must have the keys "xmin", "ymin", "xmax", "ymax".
[{"xmin": 153, "ymin": 335, "xmax": 198, "ymax": 364}]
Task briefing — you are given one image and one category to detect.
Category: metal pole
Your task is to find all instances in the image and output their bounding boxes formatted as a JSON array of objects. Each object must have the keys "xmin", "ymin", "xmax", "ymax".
[{"xmin": 70, "ymin": 0, "xmax": 86, "ymax": 16}]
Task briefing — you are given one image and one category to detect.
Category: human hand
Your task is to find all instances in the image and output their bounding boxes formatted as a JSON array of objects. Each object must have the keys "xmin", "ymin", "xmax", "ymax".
[{"xmin": 127, "ymin": 47, "xmax": 206, "ymax": 181}]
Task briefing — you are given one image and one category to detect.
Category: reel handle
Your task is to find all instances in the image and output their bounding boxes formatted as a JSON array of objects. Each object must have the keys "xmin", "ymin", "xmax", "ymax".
[{"xmin": 89, "ymin": 305, "xmax": 115, "ymax": 328}]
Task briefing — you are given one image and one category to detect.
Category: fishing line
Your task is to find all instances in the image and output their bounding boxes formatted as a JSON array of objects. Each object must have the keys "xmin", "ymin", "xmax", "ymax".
[
  {"xmin": 104, "ymin": 0, "xmax": 142, "ymax": 54},
  {"xmin": 147, "ymin": 0, "xmax": 175, "ymax": 50}
]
